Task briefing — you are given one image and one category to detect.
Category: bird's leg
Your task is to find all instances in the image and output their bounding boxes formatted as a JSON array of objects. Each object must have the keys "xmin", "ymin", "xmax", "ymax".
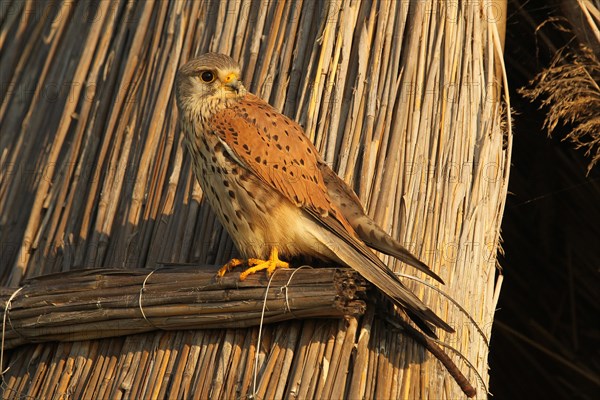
[
  {"xmin": 240, "ymin": 247, "xmax": 290, "ymax": 280},
  {"xmin": 216, "ymin": 258, "xmax": 247, "ymax": 277}
]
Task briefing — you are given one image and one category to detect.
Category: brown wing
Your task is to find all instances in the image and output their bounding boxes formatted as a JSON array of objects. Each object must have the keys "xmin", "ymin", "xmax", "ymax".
[
  {"xmin": 319, "ymin": 163, "xmax": 445, "ymax": 284},
  {"xmin": 209, "ymin": 93, "xmax": 355, "ymax": 233}
]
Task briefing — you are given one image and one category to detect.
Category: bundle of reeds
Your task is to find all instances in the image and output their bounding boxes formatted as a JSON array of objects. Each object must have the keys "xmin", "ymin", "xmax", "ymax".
[{"xmin": 0, "ymin": 266, "xmax": 366, "ymax": 350}]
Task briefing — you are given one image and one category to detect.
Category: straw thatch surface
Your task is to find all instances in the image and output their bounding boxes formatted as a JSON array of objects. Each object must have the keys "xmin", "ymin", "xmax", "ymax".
[{"xmin": 0, "ymin": 1, "xmax": 510, "ymax": 398}]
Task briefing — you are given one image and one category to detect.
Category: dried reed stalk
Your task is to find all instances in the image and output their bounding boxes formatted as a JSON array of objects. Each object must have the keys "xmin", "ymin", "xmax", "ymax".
[
  {"xmin": 520, "ymin": 34, "xmax": 600, "ymax": 172},
  {"xmin": 0, "ymin": 266, "xmax": 366, "ymax": 350}
]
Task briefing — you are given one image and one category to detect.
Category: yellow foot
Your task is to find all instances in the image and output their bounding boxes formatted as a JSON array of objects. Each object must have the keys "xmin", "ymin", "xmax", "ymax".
[
  {"xmin": 216, "ymin": 258, "xmax": 246, "ymax": 277},
  {"xmin": 239, "ymin": 248, "xmax": 290, "ymax": 280}
]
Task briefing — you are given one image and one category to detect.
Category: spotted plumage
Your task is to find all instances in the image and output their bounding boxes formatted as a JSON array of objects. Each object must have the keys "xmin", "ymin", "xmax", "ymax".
[{"xmin": 175, "ymin": 53, "xmax": 452, "ymax": 335}]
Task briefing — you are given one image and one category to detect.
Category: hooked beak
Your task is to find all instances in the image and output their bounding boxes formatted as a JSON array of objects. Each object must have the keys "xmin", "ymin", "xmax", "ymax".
[{"xmin": 223, "ymin": 72, "xmax": 243, "ymax": 93}]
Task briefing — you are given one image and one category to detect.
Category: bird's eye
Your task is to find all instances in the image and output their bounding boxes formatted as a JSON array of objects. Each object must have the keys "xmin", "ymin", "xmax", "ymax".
[{"xmin": 200, "ymin": 71, "xmax": 215, "ymax": 83}]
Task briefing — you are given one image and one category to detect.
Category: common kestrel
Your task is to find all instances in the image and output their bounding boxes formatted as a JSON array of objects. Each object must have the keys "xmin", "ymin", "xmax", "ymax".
[{"xmin": 175, "ymin": 53, "xmax": 452, "ymax": 335}]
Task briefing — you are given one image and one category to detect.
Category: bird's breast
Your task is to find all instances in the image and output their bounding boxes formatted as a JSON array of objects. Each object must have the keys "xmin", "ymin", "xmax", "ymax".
[{"xmin": 184, "ymin": 125, "xmax": 319, "ymax": 260}]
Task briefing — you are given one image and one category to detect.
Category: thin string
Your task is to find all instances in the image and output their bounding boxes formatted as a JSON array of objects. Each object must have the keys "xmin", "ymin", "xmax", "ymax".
[
  {"xmin": 395, "ymin": 272, "xmax": 490, "ymax": 347},
  {"xmin": 280, "ymin": 266, "xmax": 313, "ymax": 315},
  {"xmin": 394, "ymin": 271, "xmax": 491, "ymax": 395},
  {"xmin": 138, "ymin": 267, "xmax": 162, "ymax": 329},
  {"xmin": 249, "ymin": 269, "xmax": 279, "ymax": 399},
  {"xmin": 1, "ymin": 287, "xmax": 23, "ymax": 376}
]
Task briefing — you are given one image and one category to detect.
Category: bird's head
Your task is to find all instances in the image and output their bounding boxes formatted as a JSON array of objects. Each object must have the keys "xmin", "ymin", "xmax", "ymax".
[{"xmin": 175, "ymin": 53, "xmax": 247, "ymax": 116}]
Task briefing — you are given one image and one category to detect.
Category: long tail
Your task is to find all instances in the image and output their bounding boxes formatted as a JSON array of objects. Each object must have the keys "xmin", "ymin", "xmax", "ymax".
[{"xmin": 309, "ymin": 220, "xmax": 454, "ymax": 336}]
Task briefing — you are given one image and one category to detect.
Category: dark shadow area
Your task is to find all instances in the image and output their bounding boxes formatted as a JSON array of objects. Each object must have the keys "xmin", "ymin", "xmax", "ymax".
[{"xmin": 490, "ymin": 1, "xmax": 600, "ymax": 398}]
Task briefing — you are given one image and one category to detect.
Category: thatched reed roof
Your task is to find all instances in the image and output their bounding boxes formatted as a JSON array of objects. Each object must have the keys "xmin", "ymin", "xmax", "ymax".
[{"xmin": 0, "ymin": 1, "xmax": 510, "ymax": 398}]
